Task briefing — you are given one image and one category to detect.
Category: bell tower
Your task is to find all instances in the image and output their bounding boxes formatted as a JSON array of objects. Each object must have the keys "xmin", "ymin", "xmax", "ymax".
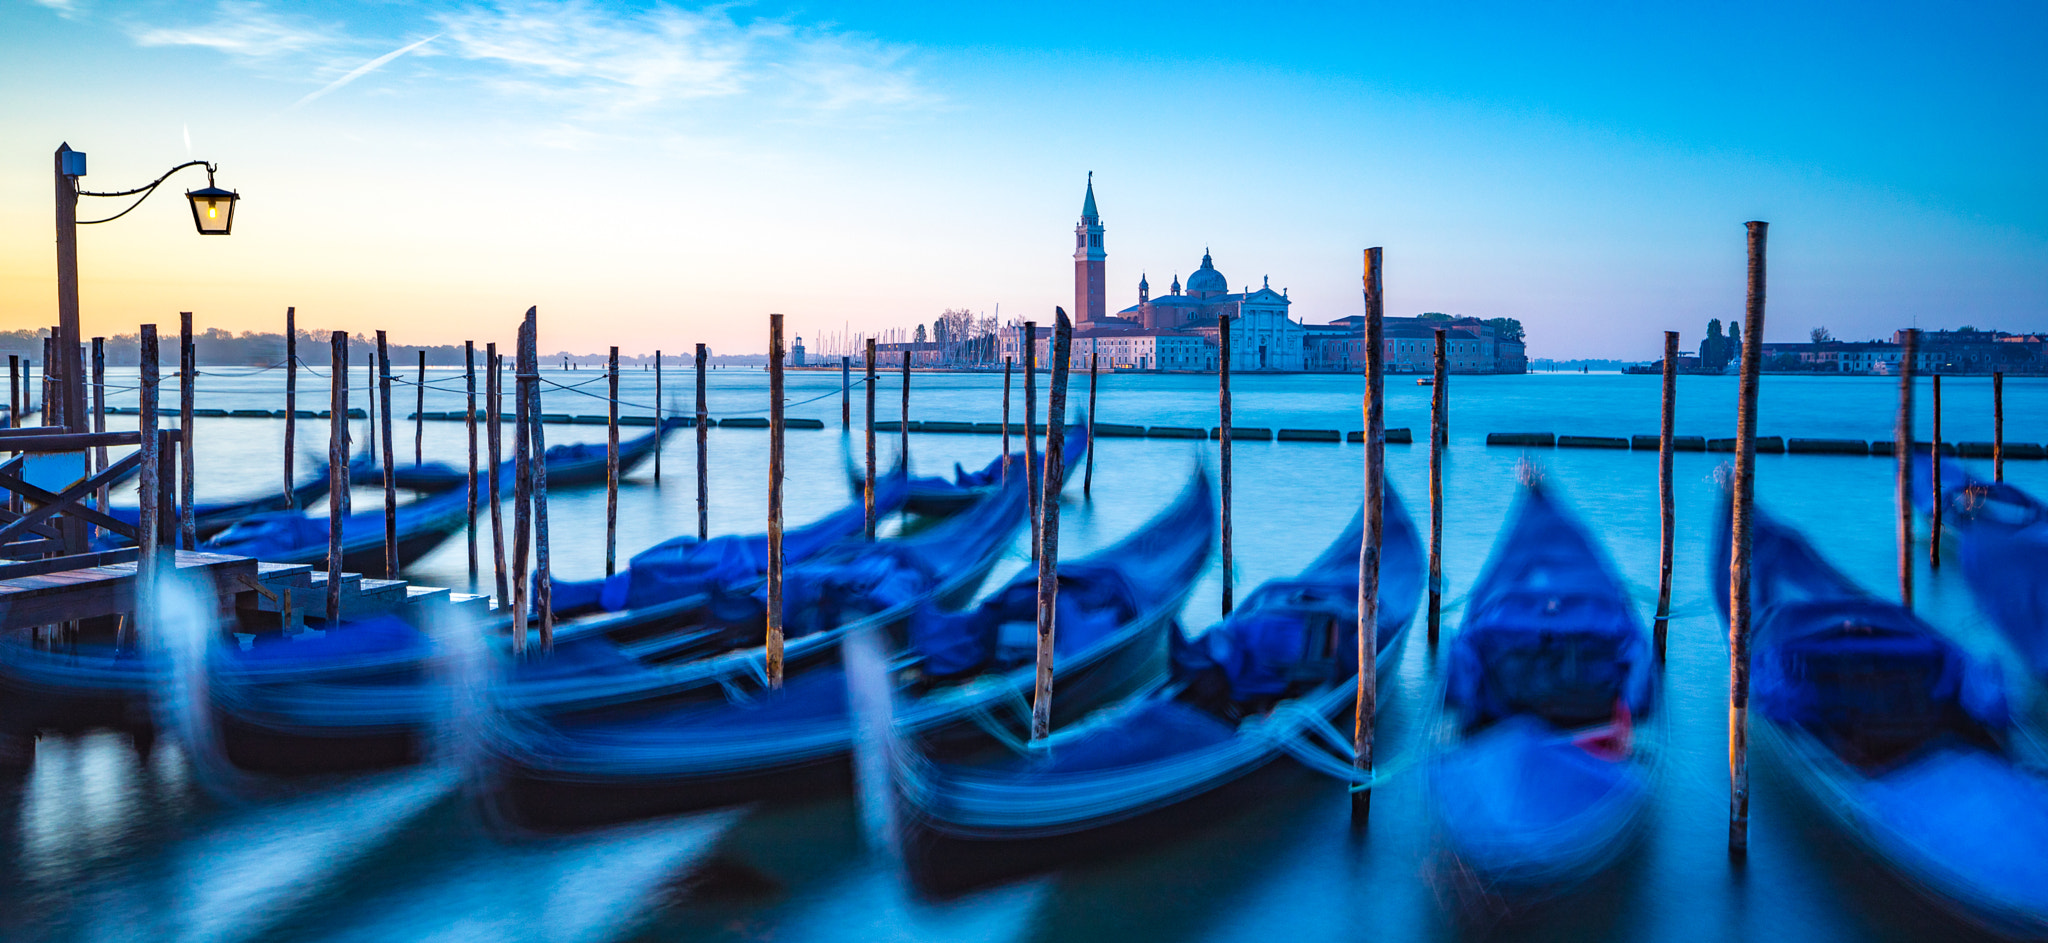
[{"xmin": 1074, "ymin": 172, "xmax": 1106, "ymax": 325}]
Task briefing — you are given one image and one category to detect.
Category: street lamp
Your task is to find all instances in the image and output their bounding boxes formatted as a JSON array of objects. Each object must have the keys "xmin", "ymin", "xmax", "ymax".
[{"xmin": 51, "ymin": 142, "xmax": 239, "ymax": 430}]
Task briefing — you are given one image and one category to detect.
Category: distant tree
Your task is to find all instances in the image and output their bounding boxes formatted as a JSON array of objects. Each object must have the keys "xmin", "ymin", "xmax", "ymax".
[
  {"xmin": 1810, "ymin": 326, "xmax": 1834, "ymax": 344},
  {"xmin": 1484, "ymin": 317, "xmax": 1525, "ymax": 344},
  {"xmin": 1959, "ymin": 325, "xmax": 1978, "ymax": 333},
  {"xmin": 1700, "ymin": 319, "xmax": 1727, "ymax": 372},
  {"xmin": 914, "ymin": 324, "xmax": 927, "ymax": 344},
  {"xmin": 1727, "ymin": 322, "xmax": 1742, "ymax": 366},
  {"xmin": 1417, "ymin": 312, "xmax": 1455, "ymax": 322}
]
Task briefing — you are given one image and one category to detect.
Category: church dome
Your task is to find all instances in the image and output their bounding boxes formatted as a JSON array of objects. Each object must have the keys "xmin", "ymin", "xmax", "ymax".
[{"xmin": 1185, "ymin": 251, "xmax": 1227, "ymax": 294}]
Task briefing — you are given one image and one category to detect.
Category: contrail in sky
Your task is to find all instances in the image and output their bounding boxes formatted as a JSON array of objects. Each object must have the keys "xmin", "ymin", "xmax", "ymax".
[{"xmin": 291, "ymin": 34, "xmax": 439, "ymax": 110}]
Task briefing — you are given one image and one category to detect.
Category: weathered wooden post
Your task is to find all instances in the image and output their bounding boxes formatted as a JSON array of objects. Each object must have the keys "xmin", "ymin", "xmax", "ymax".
[
  {"xmin": 1031, "ymin": 309, "xmax": 1076, "ymax": 741},
  {"xmin": 91, "ymin": 337, "xmax": 107, "ymax": 516},
  {"xmin": 767, "ymin": 314, "xmax": 787, "ymax": 689},
  {"xmin": 695, "ymin": 342, "xmax": 709, "ymax": 542},
  {"xmin": 1930, "ymin": 374, "xmax": 1943, "ymax": 570},
  {"xmin": 1428, "ymin": 328, "xmax": 1446, "ymax": 645},
  {"xmin": 1896, "ymin": 329, "xmax": 1919, "ymax": 609},
  {"xmin": 524, "ymin": 309, "xmax": 555, "ymax": 650},
  {"xmin": 901, "ymin": 351, "xmax": 911, "ymax": 466},
  {"xmin": 327, "ymin": 331, "xmax": 349, "ymax": 626},
  {"xmin": 653, "ymin": 349, "xmax": 663, "ymax": 484},
  {"xmin": 179, "ymin": 311, "xmax": 196, "ymax": 550},
  {"xmin": 1355, "ymin": 247, "xmax": 1387, "ymax": 822},
  {"xmin": 378, "ymin": 332, "xmax": 398, "ymax": 578},
  {"xmin": 1728, "ymin": 220, "xmax": 1769, "ymax": 857},
  {"xmin": 137, "ymin": 325, "xmax": 161, "ymax": 641},
  {"xmin": 1001, "ymin": 357, "xmax": 1013, "ymax": 482},
  {"xmin": 1219, "ymin": 313, "xmax": 1234, "ymax": 614},
  {"xmin": 7, "ymin": 355, "xmax": 17, "ymax": 425},
  {"xmin": 414, "ymin": 349, "xmax": 426, "ymax": 467},
  {"xmin": 865, "ymin": 337, "xmax": 878, "ymax": 540},
  {"xmin": 1085, "ymin": 345, "xmax": 1098, "ymax": 498},
  {"xmin": 1024, "ymin": 322, "xmax": 1041, "ymax": 561},
  {"xmin": 284, "ymin": 308, "xmax": 296, "ymax": 507},
  {"xmin": 1993, "ymin": 371, "xmax": 2005, "ymax": 482},
  {"xmin": 511, "ymin": 332, "xmax": 532, "ymax": 655},
  {"xmin": 488, "ymin": 345, "xmax": 508, "ymax": 606},
  {"xmin": 465, "ymin": 341, "xmax": 478, "ymax": 592},
  {"xmin": 365, "ymin": 349, "xmax": 376, "ymax": 459},
  {"xmin": 841, "ymin": 355, "xmax": 851, "ymax": 431},
  {"xmin": 606, "ymin": 346, "xmax": 620, "ymax": 577},
  {"xmin": 1655, "ymin": 331, "xmax": 1678, "ymax": 662}
]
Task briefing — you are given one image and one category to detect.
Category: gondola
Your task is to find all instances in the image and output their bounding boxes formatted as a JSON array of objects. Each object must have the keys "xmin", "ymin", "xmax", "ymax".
[
  {"xmin": 100, "ymin": 466, "xmax": 338, "ymax": 545},
  {"xmin": 1714, "ymin": 493, "xmax": 2048, "ymax": 938},
  {"xmin": 1427, "ymin": 481, "xmax": 1657, "ymax": 901},
  {"xmin": 489, "ymin": 464, "xmax": 1212, "ymax": 829},
  {"xmin": 492, "ymin": 423, "xmax": 1086, "ymax": 717},
  {"xmin": 847, "ymin": 422, "xmax": 1090, "ymax": 517},
  {"xmin": 200, "ymin": 480, "xmax": 470, "ymax": 575},
  {"xmin": 1914, "ymin": 452, "xmax": 2048, "ymax": 676},
  {"xmin": 376, "ymin": 418, "xmax": 685, "ymax": 494},
  {"xmin": 898, "ymin": 482, "xmax": 1420, "ymax": 894}
]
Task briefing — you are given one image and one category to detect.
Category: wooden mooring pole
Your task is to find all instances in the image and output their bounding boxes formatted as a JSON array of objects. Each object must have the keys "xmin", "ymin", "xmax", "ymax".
[
  {"xmin": 1428, "ymin": 328, "xmax": 1445, "ymax": 646},
  {"xmin": 653, "ymin": 349, "xmax": 663, "ymax": 484},
  {"xmin": 91, "ymin": 337, "xmax": 107, "ymax": 517},
  {"xmin": 179, "ymin": 312, "xmax": 196, "ymax": 550},
  {"xmin": 365, "ymin": 349, "xmax": 376, "ymax": 460},
  {"xmin": 1031, "ymin": 308, "xmax": 1076, "ymax": 741},
  {"xmin": 865, "ymin": 338, "xmax": 878, "ymax": 540},
  {"xmin": 7, "ymin": 355, "xmax": 16, "ymax": 424},
  {"xmin": 1001, "ymin": 357, "xmax": 1013, "ymax": 482},
  {"xmin": 767, "ymin": 314, "xmax": 787, "ymax": 689},
  {"xmin": 488, "ymin": 345, "xmax": 508, "ymax": 606},
  {"xmin": 327, "ymin": 331, "xmax": 348, "ymax": 625},
  {"xmin": 1993, "ymin": 371, "xmax": 2005, "ymax": 482},
  {"xmin": 841, "ymin": 355, "xmax": 851, "ymax": 432},
  {"xmin": 1728, "ymin": 220, "xmax": 1769, "ymax": 857},
  {"xmin": 606, "ymin": 346, "xmax": 620, "ymax": 578},
  {"xmin": 465, "ymin": 341, "xmax": 478, "ymax": 592},
  {"xmin": 284, "ymin": 308, "xmax": 296, "ymax": 508},
  {"xmin": 901, "ymin": 351, "xmax": 911, "ymax": 466},
  {"xmin": 1219, "ymin": 313, "xmax": 1233, "ymax": 615},
  {"xmin": 1655, "ymin": 330, "xmax": 1678, "ymax": 662},
  {"xmin": 511, "ymin": 332, "xmax": 532, "ymax": 655},
  {"xmin": 1355, "ymin": 247, "xmax": 1387, "ymax": 823},
  {"xmin": 378, "ymin": 332, "xmax": 398, "ymax": 577},
  {"xmin": 137, "ymin": 324, "xmax": 161, "ymax": 643},
  {"xmin": 1085, "ymin": 346, "xmax": 1098, "ymax": 498},
  {"xmin": 1930, "ymin": 374, "xmax": 1942, "ymax": 570},
  {"xmin": 525, "ymin": 310, "xmax": 554, "ymax": 650},
  {"xmin": 696, "ymin": 342, "xmax": 709, "ymax": 542},
  {"xmin": 414, "ymin": 349, "xmax": 426, "ymax": 467},
  {"xmin": 1025, "ymin": 322, "xmax": 1040, "ymax": 561},
  {"xmin": 1896, "ymin": 329, "xmax": 1918, "ymax": 609}
]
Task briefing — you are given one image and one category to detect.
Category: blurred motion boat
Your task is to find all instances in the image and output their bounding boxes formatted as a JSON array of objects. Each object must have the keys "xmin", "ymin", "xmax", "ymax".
[
  {"xmin": 1715, "ymin": 492, "xmax": 2048, "ymax": 939},
  {"xmin": 1915, "ymin": 452, "xmax": 2048, "ymax": 677},
  {"xmin": 1428, "ymin": 481, "xmax": 1657, "ymax": 901},
  {"xmin": 898, "ymin": 482, "xmax": 1419, "ymax": 894},
  {"xmin": 847, "ymin": 420, "xmax": 1089, "ymax": 517}
]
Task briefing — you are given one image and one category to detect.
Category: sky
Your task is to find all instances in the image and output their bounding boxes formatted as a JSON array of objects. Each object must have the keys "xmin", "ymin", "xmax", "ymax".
[{"xmin": 1, "ymin": 0, "xmax": 2043, "ymax": 359}]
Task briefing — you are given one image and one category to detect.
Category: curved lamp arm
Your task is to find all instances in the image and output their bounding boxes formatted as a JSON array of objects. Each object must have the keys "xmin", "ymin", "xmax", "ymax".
[{"xmin": 76, "ymin": 160, "xmax": 217, "ymax": 225}]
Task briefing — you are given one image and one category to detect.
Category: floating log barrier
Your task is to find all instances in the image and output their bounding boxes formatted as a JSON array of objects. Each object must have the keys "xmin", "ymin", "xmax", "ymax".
[
  {"xmin": 1346, "ymin": 428, "xmax": 1412, "ymax": 444},
  {"xmin": 1870, "ymin": 439, "xmax": 1956, "ymax": 457},
  {"xmin": 1218, "ymin": 313, "xmax": 1233, "ymax": 614},
  {"xmin": 1558, "ymin": 435, "xmax": 1629, "ymax": 449},
  {"xmin": 864, "ymin": 338, "xmax": 877, "ymax": 541},
  {"xmin": 1209, "ymin": 426, "xmax": 1271, "ymax": 441},
  {"xmin": 180, "ymin": 312, "xmax": 196, "ymax": 551},
  {"xmin": 1091, "ymin": 422, "xmax": 1146, "ymax": 438},
  {"xmin": 1786, "ymin": 438, "xmax": 1867, "ymax": 454},
  {"xmin": 1487, "ymin": 432, "xmax": 1556, "ymax": 447},
  {"xmin": 1709, "ymin": 436, "xmax": 1783, "ymax": 453},
  {"xmin": 1895, "ymin": 328, "xmax": 1918, "ymax": 612},
  {"xmin": 1728, "ymin": 220, "xmax": 1768, "ymax": 857},
  {"xmin": 1278, "ymin": 429, "xmax": 1339, "ymax": 443},
  {"xmin": 696, "ymin": 342, "xmax": 709, "ymax": 542},
  {"xmin": 1149, "ymin": 426, "xmax": 1205, "ymax": 439},
  {"xmin": 283, "ymin": 308, "xmax": 296, "ymax": 508},
  {"xmin": 920, "ymin": 421, "xmax": 976, "ymax": 434},
  {"xmin": 1356, "ymin": 245, "xmax": 1387, "ymax": 823},
  {"xmin": 1655, "ymin": 331, "xmax": 1677, "ymax": 662},
  {"xmin": 606, "ymin": 346, "xmax": 619, "ymax": 578},
  {"xmin": 767, "ymin": 314, "xmax": 786, "ymax": 689},
  {"xmin": 1031, "ymin": 308, "xmax": 1075, "ymax": 740},
  {"xmin": 1632, "ymin": 435, "xmax": 1704, "ymax": 451}
]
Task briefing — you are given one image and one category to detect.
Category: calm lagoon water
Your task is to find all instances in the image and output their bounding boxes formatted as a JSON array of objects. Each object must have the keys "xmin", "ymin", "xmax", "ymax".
[{"xmin": 5, "ymin": 366, "xmax": 2046, "ymax": 942}]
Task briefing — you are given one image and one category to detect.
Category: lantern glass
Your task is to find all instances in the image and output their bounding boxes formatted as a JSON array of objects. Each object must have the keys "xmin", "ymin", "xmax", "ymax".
[{"xmin": 185, "ymin": 186, "xmax": 237, "ymax": 235}]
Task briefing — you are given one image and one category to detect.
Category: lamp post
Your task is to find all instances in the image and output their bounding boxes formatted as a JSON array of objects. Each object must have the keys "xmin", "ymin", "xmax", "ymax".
[{"xmin": 56, "ymin": 142, "xmax": 238, "ymax": 432}]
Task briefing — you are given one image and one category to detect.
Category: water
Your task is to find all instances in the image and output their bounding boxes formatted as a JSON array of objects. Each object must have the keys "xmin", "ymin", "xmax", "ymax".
[{"xmin": 6, "ymin": 365, "xmax": 2047, "ymax": 942}]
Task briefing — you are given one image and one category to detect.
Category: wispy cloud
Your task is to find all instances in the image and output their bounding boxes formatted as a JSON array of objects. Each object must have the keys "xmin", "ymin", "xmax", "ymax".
[
  {"xmin": 291, "ymin": 34, "xmax": 440, "ymax": 110},
  {"xmin": 430, "ymin": 1, "xmax": 932, "ymax": 116},
  {"xmin": 31, "ymin": 0, "xmax": 83, "ymax": 19},
  {"xmin": 129, "ymin": 1, "xmax": 328, "ymax": 58}
]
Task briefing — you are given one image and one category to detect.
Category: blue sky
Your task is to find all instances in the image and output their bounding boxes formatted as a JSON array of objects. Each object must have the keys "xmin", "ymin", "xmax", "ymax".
[{"xmin": 2, "ymin": 0, "xmax": 2042, "ymax": 357}]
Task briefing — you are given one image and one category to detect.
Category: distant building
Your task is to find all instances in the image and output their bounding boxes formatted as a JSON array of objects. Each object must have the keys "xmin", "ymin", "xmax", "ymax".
[
  {"xmin": 791, "ymin": 335, "xmax": 806, "ymax": 367},
  {"xmin": 1754, "ymin": 329, "xmax": 2047, "ymax": 374},
  {"xmin": 1304, "ymin": 316, "xmax": 1526, "ymax": 374},
  {"xmin": 1074, "ymin": 174, "xmax": 1107, "ymax": 326}
]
